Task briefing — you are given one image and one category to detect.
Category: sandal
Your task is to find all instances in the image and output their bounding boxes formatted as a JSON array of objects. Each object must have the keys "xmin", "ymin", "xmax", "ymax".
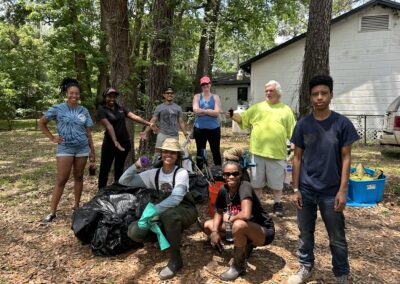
[{"xmin": 42, "ymin": 213, "xmax": 56, "ymax": 224}]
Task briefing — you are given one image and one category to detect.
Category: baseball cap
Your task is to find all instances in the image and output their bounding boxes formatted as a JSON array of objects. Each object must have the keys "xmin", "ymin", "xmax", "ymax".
[
  {"xmin": 200, "ymin": 76, "xmax": 211, "ymax": 85},
  {"xmin": 103, "ymin": 87, "xmax": 119, "ymax": 97}
]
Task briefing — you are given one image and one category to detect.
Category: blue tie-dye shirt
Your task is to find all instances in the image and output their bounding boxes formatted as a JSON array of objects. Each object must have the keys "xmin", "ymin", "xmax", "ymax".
[{"xmin": 44, "ymin": 103, "xmax": 93, "ymax": 147}]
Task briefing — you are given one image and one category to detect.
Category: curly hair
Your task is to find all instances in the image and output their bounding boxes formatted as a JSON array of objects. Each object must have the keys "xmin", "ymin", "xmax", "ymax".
[
  {"xmin": 60, "ymin": 77, "xmax": 81, "ymax": 94},
  {"xmin": 309, "ymin": 75, "xmax": 333, "ymax": 93}
]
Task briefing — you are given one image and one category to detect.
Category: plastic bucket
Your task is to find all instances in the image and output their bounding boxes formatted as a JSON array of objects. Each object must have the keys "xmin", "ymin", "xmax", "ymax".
[{"xmin": 208, "ymin": 181, "xmax": 225, "ymax": 217}]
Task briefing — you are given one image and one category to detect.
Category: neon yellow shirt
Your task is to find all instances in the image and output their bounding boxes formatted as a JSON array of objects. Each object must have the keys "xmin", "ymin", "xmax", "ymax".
[{"xmin": 239, "ymin": 101, "xmax": 296, "ymax": 160}]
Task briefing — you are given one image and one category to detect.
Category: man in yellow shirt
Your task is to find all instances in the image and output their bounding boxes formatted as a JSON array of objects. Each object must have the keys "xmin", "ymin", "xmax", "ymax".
[{"xmin": 229, "ymin": 80, "xmax": 296, "ymax": 217}]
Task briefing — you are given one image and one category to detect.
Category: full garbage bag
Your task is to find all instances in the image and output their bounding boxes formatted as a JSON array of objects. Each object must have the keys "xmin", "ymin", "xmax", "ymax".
[
  {"xmin": 188, "ymin": 174, "xmax": 209, "ymax": 203},
  {"xmin": 72, "ymin": 184, "xmax": 157, "ymax": 256}
]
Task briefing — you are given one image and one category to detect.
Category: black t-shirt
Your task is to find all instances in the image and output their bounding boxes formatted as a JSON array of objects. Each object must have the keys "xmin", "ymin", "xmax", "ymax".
[
  {"xmin": 214, "ymin": 181, "xmax": 274, "ymax": 229},
  {"xmin": 290, "ymin": 111, "xmax": 360, "ymax": 196},
  {"xmin": 97, "ymin": 104, "xmax": 130, "ymax": 143}
]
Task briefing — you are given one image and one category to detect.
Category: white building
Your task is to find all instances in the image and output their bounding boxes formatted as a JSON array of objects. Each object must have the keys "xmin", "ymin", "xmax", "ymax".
[
  {"xmin": 240, "ymin": 0, "xmax": 400, "ymax": 117},
  {"xmin": 212, "ymin": 73, "xmax": 251, "ymax": 112}
]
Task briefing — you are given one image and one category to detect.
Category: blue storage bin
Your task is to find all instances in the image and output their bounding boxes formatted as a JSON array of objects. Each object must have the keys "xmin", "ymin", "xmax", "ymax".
[{"xmin": 348, "ymin": 168, "xmax": 386, "ymax": 203}]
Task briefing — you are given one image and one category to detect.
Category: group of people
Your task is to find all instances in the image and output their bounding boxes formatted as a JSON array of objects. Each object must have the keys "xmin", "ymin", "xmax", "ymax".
[{"xmin": 39, "ymin": 74, "xmax": 359, "ymax": 283}]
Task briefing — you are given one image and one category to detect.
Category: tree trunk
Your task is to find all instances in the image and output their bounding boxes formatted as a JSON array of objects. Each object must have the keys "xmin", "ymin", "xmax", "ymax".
[
  {"xmin": 130, "ymin": 0, "xmax": 146, "ymax": 111},
  {"xmin": 299, "ymin": 0, "xmax": 332, "ymax": 117},
  {"xmin": 101, "ymin": 0, "xmax": 132, "ymax": 87},
  {"xmin": 96, "ymin": 2, "xmax": 110, "ymax": 108},
  {"xmin": 194, "ymin": 0, "xmax": 221, "ymax": 93},
  {"xmin": 141, "ymin": 0, "xmax": 176, "ymax": 155},
  {"xmin": 67, "ymin": 1, "xmax": 92, "ymax": 104},
  {"xmin": 101, "ymin": 0, "xmax": 137, "ymax": 165}
]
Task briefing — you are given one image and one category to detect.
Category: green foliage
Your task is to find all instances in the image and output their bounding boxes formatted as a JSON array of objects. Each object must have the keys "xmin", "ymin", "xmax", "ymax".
[
  {"xmin": 0, "ymin": 0, "xmax": 361, "ymax": 121},
  {"xmin": 0, "ymin": 21, "xmax": 55, "ymax": 129}
]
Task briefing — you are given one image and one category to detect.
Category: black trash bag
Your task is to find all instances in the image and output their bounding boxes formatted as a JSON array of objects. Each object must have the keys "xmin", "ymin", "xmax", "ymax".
[
  {"xmin": 189, "ymin": 174, "xmax": 209, "ymax": 203},
  {"xmin": 210, "ymin": 165, "xmax": 224, "ymax": 181},
  {"xmin": 72, "ymin": 184, "xmax": 156, "ymax": 256},
  {"xmin": 91, "ymin": 212, "xmax": 142, "ymax": 256},
  {"xmin": 72, "ymin": 208, "xmax": 100, "ymax": 244}
]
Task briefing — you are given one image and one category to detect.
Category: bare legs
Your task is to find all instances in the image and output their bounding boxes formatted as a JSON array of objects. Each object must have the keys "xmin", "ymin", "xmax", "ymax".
[
  {"xmin": 72, "ymin": 157, "xmax": 87, "ymax": 209},
  {"xmin": 49, "ymin": 156, "xmax": 87, "ymax": 215},
  {"xmin": 203, "ymin": 219, "xmax": 265, "ymax": 247}
]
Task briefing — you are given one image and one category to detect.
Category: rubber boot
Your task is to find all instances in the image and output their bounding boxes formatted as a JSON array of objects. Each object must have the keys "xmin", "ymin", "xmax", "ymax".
[
  {"xmin": 159, "ymin": 249, "xmax": 183, "ymax": 280},
  {"xmin": 245, "ymin": 241, "xmax": 254, "ymax": 259},
  {"xmin": 220, "ymin": 246, "xmax": 246, "ymax": 281}
]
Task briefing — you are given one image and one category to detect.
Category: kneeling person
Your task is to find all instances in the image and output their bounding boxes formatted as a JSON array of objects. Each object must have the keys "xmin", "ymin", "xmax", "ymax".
[
  {"xmin": 119, "ymin": 138, "xmax": 198, "ymax": 280},
  {"xmin": 203, "ymin": 161, "xmax": 275, "ymax": 281}
]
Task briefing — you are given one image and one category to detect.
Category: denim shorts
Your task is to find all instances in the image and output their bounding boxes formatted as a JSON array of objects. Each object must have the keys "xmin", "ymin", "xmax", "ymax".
[{"xmin": 56, "ymin": 143, "xmax": 90, "ymax": 157}]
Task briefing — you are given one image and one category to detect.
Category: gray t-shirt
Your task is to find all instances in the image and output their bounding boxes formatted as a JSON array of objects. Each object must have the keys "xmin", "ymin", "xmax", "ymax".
[{"xmin": 153, "ymin": 103, "xmax": 182, "ymax": 136}]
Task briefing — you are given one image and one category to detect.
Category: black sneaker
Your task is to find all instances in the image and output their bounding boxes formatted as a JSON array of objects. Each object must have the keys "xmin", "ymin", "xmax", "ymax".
[
  {"xmin": 273, "ymin": 202, "xmax": 284, "ymax": 217},
  {"xmin": 42, "ymin": 213, "xmax": 56, "ymax": 224}
]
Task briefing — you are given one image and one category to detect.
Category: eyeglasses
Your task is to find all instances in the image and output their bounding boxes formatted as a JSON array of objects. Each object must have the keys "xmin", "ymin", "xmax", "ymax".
[
  {"xmin": 165, "ymin": 92, "xmax": 174, "ymax": 95},
  {"xmin": 222, "ymin": 171, "xmax": 241, "ymax": 177}
]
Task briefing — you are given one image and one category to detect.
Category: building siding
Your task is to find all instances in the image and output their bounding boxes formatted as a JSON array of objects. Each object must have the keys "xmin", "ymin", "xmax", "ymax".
[{"xmin": 250, "ymin": 5, "xmax": 400, "ymax": 115}]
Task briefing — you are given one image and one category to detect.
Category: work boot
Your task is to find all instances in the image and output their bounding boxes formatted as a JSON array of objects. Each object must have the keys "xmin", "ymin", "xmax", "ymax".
[
  {"xmin": 287, "ymin": 265, "xmax": 313, "ymax": 284},
  {"xmin": 220, "ymin": 246, "xmax": 246, "ymax": 281},
  {"xmin": 159, "ymin": 249, "xmax": 183, "ymax": 280},
  {"xmin": 273, "ymin": 202, "xmax": 284, "ymax": 217}
]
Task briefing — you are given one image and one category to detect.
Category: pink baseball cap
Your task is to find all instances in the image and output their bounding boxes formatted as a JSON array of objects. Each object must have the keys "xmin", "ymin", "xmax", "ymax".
[{"xmin": 200, "ymin": 76, "xmax": 211, "ymax": 85}]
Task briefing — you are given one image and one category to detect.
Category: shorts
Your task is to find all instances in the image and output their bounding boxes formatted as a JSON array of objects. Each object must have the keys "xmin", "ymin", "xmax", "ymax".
[
  {"xmin": 56, "ymin": 143, "xmax": 90, "ymax": 157},
  {"xmin": 262, "ymin": 225, "xmax": 275, "ymax": 245},
  {"xmin": 156, "ymin": 133, "xmax": 179, "ymax": 148},
  {"xmin": 250, "ymin": 154, "xmax": 286, "ymax": 190}
]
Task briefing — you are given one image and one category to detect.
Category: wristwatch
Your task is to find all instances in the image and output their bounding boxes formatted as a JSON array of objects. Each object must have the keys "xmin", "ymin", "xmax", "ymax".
[{"xmin": 293, "ymin": 188, "xmax": 299, "ymax": 193}]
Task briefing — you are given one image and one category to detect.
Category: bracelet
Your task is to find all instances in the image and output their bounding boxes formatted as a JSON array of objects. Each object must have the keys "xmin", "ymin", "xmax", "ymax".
[
  {"xmin": 293, "ymin": 188, "xmax": 299, "ymax": 193},
  {"xmin": 211, "ymin": 230, "xmax": 218, "ymax": 233}
]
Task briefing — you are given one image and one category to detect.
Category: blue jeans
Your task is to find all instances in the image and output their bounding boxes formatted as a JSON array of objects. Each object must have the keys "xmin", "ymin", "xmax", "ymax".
[{"xmin": 297, "ymin": 189, "xmax": 349, "ymax": 277}]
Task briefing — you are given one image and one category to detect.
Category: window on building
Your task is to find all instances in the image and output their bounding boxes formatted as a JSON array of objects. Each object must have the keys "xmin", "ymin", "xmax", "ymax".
[{"xmin": 237, "ymin": 87, "xmax": 248, "ymax": 104}]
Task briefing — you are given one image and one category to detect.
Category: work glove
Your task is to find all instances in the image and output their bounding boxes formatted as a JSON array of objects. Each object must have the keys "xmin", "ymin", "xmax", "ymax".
[
  {"xmin": 138, "ymin": 202, "xmax": 159, "ymax": 229},
  {"xmin": 150, "ymin": 224, "xmax": 170, "ymax": 250}
]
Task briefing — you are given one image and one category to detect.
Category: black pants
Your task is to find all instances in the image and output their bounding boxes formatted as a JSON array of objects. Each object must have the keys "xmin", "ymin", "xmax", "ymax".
[
  {"xmin": 193, "ymin": 127, "xmax": 222, "ymax": 167},
  {"xmin": 98, "ymin": 139, "xmax": 131, "ymax": 189}
]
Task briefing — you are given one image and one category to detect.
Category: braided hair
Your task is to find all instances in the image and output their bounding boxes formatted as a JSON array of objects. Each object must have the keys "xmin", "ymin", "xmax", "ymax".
[{"xmin": 60, "ymin": 78, "xmax": 81, "ymax": 94}]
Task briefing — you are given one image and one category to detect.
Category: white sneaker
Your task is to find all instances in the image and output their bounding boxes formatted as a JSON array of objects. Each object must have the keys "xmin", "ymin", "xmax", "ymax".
[
  {"xmin": 287, "ymin": 265, "xmax": 313, "ymax": 284},
  {"xmin": 336, "ymin": 274, "xmax": 349, "ymax": 284}
]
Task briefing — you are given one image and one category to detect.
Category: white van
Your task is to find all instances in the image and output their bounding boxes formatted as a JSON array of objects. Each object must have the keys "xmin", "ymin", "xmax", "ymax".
[{"xmin": 379, "ymin": 96, "xmax": 400, "ymax": 146}]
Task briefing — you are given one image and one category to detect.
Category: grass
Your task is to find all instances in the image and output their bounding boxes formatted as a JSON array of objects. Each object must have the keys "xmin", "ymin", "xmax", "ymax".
[
  {"xmin": 0, "ymin": 120, "xmax": 399, "ymax": 206},
  {"xmin": 1, "ymin": 123, "xmax": 400, "ymax": 283}
]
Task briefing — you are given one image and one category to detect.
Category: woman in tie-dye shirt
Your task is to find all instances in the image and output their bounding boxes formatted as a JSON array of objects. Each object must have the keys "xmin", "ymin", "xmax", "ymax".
[{"xmin": 39, "ymin": 78, "xmax": 95, "ymax": 224}]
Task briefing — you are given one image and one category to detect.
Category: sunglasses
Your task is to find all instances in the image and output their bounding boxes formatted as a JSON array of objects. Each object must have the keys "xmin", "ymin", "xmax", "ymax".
[{"xmin": 222, "ymin": 171, "xmax": 241, "ymax": 177}]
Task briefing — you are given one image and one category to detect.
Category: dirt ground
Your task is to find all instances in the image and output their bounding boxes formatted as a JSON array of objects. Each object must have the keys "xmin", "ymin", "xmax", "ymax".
[{"xmin": 0, "ymin": 129, "xmax": 399, "ymax": 284}]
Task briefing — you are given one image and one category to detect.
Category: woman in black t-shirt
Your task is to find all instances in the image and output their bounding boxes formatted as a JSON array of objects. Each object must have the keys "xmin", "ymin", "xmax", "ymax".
[
  {"xmin": 96, "ymin": 87, "xmax": 156, "ymax": 189},
  {"xmin": 203, "ymin": 161, "xmax": 275, "ymax": 281}
]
